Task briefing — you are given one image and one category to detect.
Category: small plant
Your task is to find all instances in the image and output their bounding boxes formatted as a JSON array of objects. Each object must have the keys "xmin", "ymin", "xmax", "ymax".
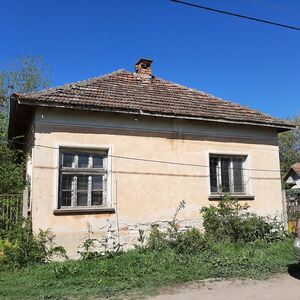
[
  {"xmin": 78, "ymin": 222, "xmax": 124, "ymax": 260},
  {"xmin": 147, "ymin": 224, "xmax": 169, "ymax": 251},
  {"xmin": 51, "ymin": 263, "xmax": 79, "ymax": 278},
  {"xmin": 135, "ymin": 229, "xmax": 146, "ymax": 249}
]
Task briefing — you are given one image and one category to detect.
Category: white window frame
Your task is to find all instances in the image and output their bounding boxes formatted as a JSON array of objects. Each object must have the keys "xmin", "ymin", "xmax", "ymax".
[
  {"xmin": 209, "ymin": 154, "xmax": 247, "ymax": 195},
  {"xmin": 55, "ymin": 146, "xmax": 113, "ymax": 210}
]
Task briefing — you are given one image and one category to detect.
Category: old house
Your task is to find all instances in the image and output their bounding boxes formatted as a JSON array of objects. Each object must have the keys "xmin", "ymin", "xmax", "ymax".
[
  {"xmin": 284, "ymin": 163, "xmax": 300, "ymax": 190},
  {"xmin": 8, "ymin": 58, "xmax": 294, "ymax": 257}
]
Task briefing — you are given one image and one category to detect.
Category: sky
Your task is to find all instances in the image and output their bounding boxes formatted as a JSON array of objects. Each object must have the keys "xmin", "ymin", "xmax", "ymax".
[{"xmin": 1, "ymin": 0, "xmax": 300, "ymax": 119}]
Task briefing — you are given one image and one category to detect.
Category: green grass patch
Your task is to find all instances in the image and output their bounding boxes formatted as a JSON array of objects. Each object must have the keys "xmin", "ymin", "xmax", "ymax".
[{"xmin": 0, "ymin": 238, "xmax": 297, "ymax": 300}]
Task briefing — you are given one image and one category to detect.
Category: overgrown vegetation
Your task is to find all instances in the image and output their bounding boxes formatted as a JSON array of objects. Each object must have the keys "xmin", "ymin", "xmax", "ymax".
[
  {"xmin": 201, "ymin": 195, "xmax": 287, "ymax": 243},
  {"xmin": 0, "ymin": 56, "xmax": 56, "ymax": 270},
  {"xmin": 0, "ymin": 238, "xmax": 295, "ymax": 299},
  {"xmin": 0, "ymin": 219, "xmax": 66, "ymax": 269},
  {"xmin": 0, "ymin": 196, "xmax": 297, "ymax": 298},
  {"xmin": 0, "ymin": 55, "xmax": 50, "ymax": 193}
]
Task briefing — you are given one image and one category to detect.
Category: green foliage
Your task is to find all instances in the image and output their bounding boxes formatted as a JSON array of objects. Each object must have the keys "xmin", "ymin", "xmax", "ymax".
[
  {"xmin": 0, "ymin": 238, "xmax": 295, "ymax": 299},
  {"xmin": 0, "ymin": 195, "xmax": 23, "ymax": 236},
  {"xmin": 78, "ymin": 223, "xmax": 123, "ymax": 260},
  {"xmin": 146, "ymin": 201, "xmax": 207, "ymax": 254},
  {"xmin": 201, "ymin": 195, "xmax": 287, "ymax": 243},
  {"xmin": 147, "ymin": 224, "xmax": 169, "ymax": 251},
  {"xmin": 278, "ymin": 115, "xmax": 300, "ymax": 177},
  {"xmin": 0, "ymin": 56, "xmax": 50, "ymax": 103},
  {"xmin": 0, "ymin": 219, "xmax": 66, "ymax": 269},
  {"xmin": 0, "ymin": 55, "xmax": 50, "ymax": 194},
  {"xmin": 0, "ymin": 144, "xmax": 26, "ymax": 194},
  {"xmin": 0, "ymin": 56, "xmax": 50, "ymax": 140}
]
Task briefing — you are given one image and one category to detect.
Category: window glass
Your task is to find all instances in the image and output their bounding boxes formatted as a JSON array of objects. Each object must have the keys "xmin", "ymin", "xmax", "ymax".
[
  {"xmin": 93, "ymin": 154, "xmax": 104, "ymax": 168},
  {"xmin": 92, "ymin": 176, "xmax": 102, "ymax": 190},
  {"xmin": 77, "ymin": 175, "xmax": 88, "ymax": 190},
  {"xmin": 209, "ymin": 157, "xmax": 218, "ymax": 193},
  {"xmin": 233, "ymin": 158, "xmax": 243, "ymax": 193},
  {"xmin": 92, "ymin": 191, "xmax": 103, "ymax": 206},
  {"xmin": 78, "ymin": 153, "xmax": 90, "ymax": 168},
  {"xmin": 61, "ymin": 191, "xmax": 72, "ymax": 207},
  {"xmin": 62, "ymin": 175, "xmax": 72, "ymax": 190},
  {"xmin": 62, "ymin": 152, "xmax": 74, "ymax": 167},
  {"xmin": 77, "ymin": 192, "xmax": 88, "ymax": 206},
  {"xmin": 221, "ymin": 158, "xmax": 230, "ymax": 192}
]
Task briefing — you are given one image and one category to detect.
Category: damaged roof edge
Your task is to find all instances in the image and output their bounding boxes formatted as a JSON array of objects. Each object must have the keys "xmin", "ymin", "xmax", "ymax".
[{"xmin": 10, "ymin": 96, "xmax": 295, "ymax": 134}]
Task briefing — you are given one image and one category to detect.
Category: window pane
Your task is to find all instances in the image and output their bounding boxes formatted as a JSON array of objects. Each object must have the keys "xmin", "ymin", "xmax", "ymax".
[
  {"xmin": 77, "ymin": 192, "xmax": 88, "ymax": 206},
  {"xmin": 77, "ymin": 175, "xmax": 88, "ymax": 190},
  {"xmin": 92, "ymin": 176, "xmax": 102, "ymax": 190},
  {"xmin": 92, "ymin": 191, "xmax": 103, "ymax": 206},
  {"xmin": 233, "ymin": 158, "xmax": 244, "ymax": 193},
  {"xmin": 62, "ymin": 152, "xmax": 74, "ymax": 167},
  {"xmin": 62, "ymin": 175, "xmax": 72, "ymax": 190},
  {"xmin": 61, "ymin": 191, "xmax": 71, "ymax": 206},
  {"xmin": 93, "ymin": 155, "xmax": 104, "ymax": 168},
  {"xmin": 78, "ymin": 153, "xmax": 89, "ymax": 168},
  {"xmin": 221, "ymin": 158, "xmax": 230, "ymax": 192},
  {"xmin": 209, "ymin": 157, "xmax": 218, "ymax": 193}
]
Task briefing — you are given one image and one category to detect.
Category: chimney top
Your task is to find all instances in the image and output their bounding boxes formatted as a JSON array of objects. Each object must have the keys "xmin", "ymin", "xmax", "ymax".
[{"xmin": 135, "ymin": 58, "xmax": 153, "ymax": 77}]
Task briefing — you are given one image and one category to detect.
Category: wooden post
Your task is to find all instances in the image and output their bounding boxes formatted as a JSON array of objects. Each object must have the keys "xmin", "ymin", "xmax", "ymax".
[
  {"xmin": 22, "ymin": 187, "xmax": 29, "ymax": 218},
  {"xmin": 282, "ymin": 190, "xmax": 288, "ymax": 230}
]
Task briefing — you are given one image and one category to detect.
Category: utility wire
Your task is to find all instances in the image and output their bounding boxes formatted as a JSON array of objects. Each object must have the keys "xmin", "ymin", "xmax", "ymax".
[
  {"xmin": 12, "ymin": 140, "xmax": 287, "ymax": 174},
  {"xmin": 170, "ymin": 0, "xmax": 300, "ymax": 31}
]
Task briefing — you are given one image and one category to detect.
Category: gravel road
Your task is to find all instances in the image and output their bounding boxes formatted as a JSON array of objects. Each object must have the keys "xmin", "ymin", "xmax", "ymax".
[{"xmin": 147, "ymin": 266, "xmax": 300, "ymax": 300}]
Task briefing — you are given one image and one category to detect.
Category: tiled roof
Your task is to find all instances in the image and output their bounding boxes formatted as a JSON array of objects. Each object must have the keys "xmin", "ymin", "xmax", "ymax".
[
  {"xmin": 12, "ymin": 69, "xmax": 293, "ymax": 129},
  {"xmin": 291, "ymin": 163, "xmax": 300, "ymax": 176}
]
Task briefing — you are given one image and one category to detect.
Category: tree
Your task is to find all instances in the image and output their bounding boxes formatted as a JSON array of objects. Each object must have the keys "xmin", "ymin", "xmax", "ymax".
[
  {"xmin": 278, "ymin": 116, "xmax": 300, "ymax": 177},
  {"xmin": 0, "ymin": 56, "xmax": 50, "ymax": 140},
  {"xmin": 0, "ymin": 56, "xmax": 50, "ymax": 193}
]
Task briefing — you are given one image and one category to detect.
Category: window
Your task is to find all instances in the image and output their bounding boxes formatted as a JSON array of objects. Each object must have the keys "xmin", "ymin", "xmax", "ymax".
[
  {"xmin": 58, "ymin": 149, "xmax": 108, "ymax": 209},
  {"xmin": 209, "ymin": 155, "xmax": 246, "ymax": 194}
]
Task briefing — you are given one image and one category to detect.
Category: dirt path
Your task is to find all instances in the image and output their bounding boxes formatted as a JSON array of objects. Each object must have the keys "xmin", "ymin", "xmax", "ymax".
[{"xmin": 147, "ymin": 274, "xmax": 300, "ymax": 300}]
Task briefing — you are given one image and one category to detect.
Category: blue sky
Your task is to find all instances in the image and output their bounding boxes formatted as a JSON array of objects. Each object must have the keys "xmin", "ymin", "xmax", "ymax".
[{"xmin": 1, "ymin": 0, "xmax": 300, "ymax": 119}]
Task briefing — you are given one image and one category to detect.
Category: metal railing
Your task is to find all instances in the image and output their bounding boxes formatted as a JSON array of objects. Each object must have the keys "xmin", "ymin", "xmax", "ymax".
[{"xmin": 0, "ymin": 194, "xmax": 23, "ymax": 230}]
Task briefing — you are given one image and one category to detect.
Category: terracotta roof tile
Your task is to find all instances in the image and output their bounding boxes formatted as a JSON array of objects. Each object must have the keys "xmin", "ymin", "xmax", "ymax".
[
  {"xmin": 292, "ymin": 163, "xmax": 300, "ymax": 176},
  {"xmin": 12, "ymin": 69, "xmax": 293, "ymax": 129}
]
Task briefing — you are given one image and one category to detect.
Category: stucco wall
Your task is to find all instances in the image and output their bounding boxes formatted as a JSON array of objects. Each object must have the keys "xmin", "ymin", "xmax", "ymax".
[{"xmin": 29, "ymin": 107, "xmax": 283, "ymax": 258}]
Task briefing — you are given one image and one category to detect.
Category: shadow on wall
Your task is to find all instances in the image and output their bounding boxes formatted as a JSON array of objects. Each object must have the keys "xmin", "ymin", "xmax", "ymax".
[{"xmin": 34, "ymin": 110, "xmax": 278, "ymax": 147}]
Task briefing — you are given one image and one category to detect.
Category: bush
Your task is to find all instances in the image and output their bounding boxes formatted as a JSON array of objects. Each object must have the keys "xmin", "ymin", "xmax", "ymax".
[
  {"xmin": 0, "ymin": 219, "xmax": 66, "ymax": 268},
  {"xmin": 146, "ymin": 200, "xmax": 206, "ymax": 254},
  {"xmin": 201, "ymin": 195, "xmax": 287, "ymax": 243}
]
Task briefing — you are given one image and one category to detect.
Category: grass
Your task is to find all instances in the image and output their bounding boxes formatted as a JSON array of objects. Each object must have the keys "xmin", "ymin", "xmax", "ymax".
[{"xmin": 0, "ymin": 237, "xmax": 297, "ymax": 300}]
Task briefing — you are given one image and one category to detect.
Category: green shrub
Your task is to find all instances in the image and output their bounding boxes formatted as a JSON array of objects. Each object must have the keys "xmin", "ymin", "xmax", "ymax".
[
  {"xmin": 147, "ymin": 224, "xmax": 170, "ymax": 251},
  {"xmin": 78, "ymin": 223, "xmax": 124, "ymax": 260},
  {"xmin": 146, "ymin": 200, "xmax": 205, "ymax": 253},
  {"xmin": 0, "ymin": 219, "xmax": 66, "ymax": 269},
  {"xmin": 201, "ymin": 195, "xmax": 287, "ymax": 243},
  {"xmin": 171, "ymin": 227, "xmax": 207, "ymax": 254},
  {"xmin": 147, "ymin": 224, "xmax": 207, "ymax": 254}
]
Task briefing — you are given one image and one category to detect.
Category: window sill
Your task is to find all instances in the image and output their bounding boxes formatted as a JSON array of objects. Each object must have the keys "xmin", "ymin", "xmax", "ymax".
[
  {"xmin": 208, "ymin": 194, "xmax": 255, "ymax": 201},
  {"xmin": 53, "ymin": 207, "xmax": 115, "ymax": 215}
]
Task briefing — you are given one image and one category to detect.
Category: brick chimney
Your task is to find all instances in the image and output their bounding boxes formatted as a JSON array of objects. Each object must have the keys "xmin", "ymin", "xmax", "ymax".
[{"xmin": 135, "ymin": 58, "xmax": 153, "ymax": 77}]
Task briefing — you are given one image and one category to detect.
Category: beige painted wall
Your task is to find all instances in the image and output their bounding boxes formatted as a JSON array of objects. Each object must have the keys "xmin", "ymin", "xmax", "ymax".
[{"xmin": 29, "ymin": 107, "xmax": 283, "ymax": 257}]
